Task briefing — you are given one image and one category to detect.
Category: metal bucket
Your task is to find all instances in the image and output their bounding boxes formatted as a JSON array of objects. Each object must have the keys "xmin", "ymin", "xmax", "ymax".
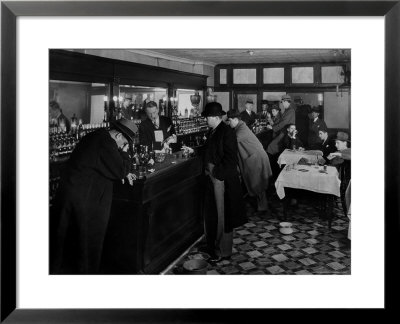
[{"xmin": 183, "ymin": 259, "xmax": 209, "ymax": 275}]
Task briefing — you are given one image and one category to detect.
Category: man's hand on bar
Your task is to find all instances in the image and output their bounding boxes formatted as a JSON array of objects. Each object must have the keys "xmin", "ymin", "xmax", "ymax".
[{"xmin": 122, "ymin": 173, "xmax": 137, "ymax": 186}]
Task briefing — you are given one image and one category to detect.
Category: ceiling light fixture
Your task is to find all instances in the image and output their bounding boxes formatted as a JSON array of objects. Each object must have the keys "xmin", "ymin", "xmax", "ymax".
[{"xmin": 247, "ymin": 50, "xmax": 254, "ymax": 56}]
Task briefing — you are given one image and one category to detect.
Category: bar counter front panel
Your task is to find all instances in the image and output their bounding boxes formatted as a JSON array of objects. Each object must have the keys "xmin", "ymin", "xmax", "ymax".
[{"xmin": 102, "ymin": 155, "xmax": 205, "ymax": 274}]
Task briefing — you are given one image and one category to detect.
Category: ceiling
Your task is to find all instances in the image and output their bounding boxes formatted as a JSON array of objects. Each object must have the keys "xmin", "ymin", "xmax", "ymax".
[{"xmin": 139, "ymin": 49, "xmax": 351, "ymax": 66}]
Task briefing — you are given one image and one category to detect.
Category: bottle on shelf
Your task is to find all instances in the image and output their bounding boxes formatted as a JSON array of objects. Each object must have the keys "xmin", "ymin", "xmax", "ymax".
[
  {"xmin": 77, "ymin": 119, "xmax": 84, "ymax": 140},
  {"xmin": 70, "ymin": 114, "xmax": 78, "ymax": 135}
]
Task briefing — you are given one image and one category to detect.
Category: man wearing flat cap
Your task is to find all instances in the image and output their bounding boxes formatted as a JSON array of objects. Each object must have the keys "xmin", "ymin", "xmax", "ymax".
[
  {"xmin": 308, "ymin": 106, "xmax": 327, "ymax": 149},
  {"xmin": 240, "ymin": 99, "xmax": 257, "ymax": 128},
  {"xmin": 266, "ymin": 94, "xmax": 296, "ymax": 156},
  {"xmin": 200, "ymin": 102, "xmax": 246, "ymax": 263},
  {"xmin": 50, "ymin": 119, "xmax": 138, "ymax": 274}
]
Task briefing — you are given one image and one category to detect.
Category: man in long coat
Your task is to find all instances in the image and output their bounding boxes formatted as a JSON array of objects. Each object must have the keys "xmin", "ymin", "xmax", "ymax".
[
  {"xmin": 227, "ymin": 110, "xmax": 273, "ymax": 215},
  {"xmin": 202, "ymin": 102, "xmax": 247, "ymax": 263},
  {"xmin": 50, "ymin": 119, "xmax": 138, "ymax": 274},
  {"xmin": 266, "ymin": 94, "xmax": 296, "ymax": 156}
]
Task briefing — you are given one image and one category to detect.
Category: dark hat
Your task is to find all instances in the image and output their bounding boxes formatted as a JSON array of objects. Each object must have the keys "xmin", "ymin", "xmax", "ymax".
[
  {"xmin": 124, "ymin": 94, "xmax": 132, "ymax": 100},
  {"xmin": 310, "ymin": 106, "xmax": 320, "ymax": 113},
  {"xmin": 319, "ymin": 126, "xmax": 328, "ymax": 133},
  {"xmin": 271, "ymin": 104, "xmax": 279, "ymax": 111},
  {"xmin": 245, "ymin": 99, "xmax": 254, "ymax": 104},
  {"xmin": 226, "ymin": 109, "xmax": 241, "ymax": 119},
  {"xmin": 201, "ymin": 102, "xmax": 226, "ymax": 117},
  {"xmin": 111, "ymin": 118, "xmax": 138, "ymax": 142},
  {"xmin": 261, "ymin": 100, "xmax": 268, "ymax": 105},
  {"xmin": 334, "ymin": 131, "xmax": 350, "ymax": 142},
  {"xmin": 281, "ymin": 94, "xmax": 291, "ymax": 101}
]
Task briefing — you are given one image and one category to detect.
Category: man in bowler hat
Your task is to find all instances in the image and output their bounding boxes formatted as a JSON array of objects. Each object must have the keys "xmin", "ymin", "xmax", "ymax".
[
  {"xmin": 50, "ymin": 119, "xmax": 138, "ymax": 274},
  {"xmin": 201, "ymin": 102, "xmax": 246, "ymax": 263}
]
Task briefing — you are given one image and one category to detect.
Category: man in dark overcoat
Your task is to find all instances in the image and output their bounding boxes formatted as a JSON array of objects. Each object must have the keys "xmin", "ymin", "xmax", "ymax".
[
  {"xmin": 50, "ymin": 119, "xmax": 138, "ymax": 274},
  {"xmin": 201, "ymin": 102, "xmax": 247, "ymax": 263},
  {"xmin": 239, "ymin": 99, "xmax": 257, "ymax": 128}
]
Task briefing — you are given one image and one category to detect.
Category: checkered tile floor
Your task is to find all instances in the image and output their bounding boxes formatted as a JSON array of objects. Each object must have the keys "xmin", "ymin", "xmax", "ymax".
[{"xmin": 168, "ymin": 191, "xmax": 351, "ymax": 275}]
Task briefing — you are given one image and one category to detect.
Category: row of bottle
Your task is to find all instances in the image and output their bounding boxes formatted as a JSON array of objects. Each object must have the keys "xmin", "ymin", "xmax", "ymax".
[
  {"xmin": 49, "ymin": 123, "xmax": 111, "ymax": 161},
  {"xmin": 49, "ymin": 133, "xmax": 79, "ymax": 160},
  {"xmin": 173, "ymin": 117, "xmax": 208, "ymax": 136}
]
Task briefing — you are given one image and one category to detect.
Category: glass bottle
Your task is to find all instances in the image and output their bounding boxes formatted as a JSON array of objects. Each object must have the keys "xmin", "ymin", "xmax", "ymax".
[
  {"xmin": 70, "ymin": 114, "xmax": 78, "ymax": 135},
  {"xmin": 77, "ymin": 119, "xmax": 84, "ymax": 140}
]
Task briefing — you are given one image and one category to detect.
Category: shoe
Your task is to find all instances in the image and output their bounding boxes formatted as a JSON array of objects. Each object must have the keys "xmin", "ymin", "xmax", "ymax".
[
  {"xmin": 209, "ymin": 255, "xmax": 223, "ymax": 263},
  {"xmin": 209, "ymin": 254, "xmax": 231, "ymax": 264}
]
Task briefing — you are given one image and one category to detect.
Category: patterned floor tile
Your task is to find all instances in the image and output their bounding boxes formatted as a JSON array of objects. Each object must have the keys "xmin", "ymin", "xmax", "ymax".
[
  {"xmin": 272, "ymin": 254, "xmax": 288, "ymax": 262},
  {"xmin": 266, "ymin": 265, "xmax": 285, "ymax": 274},
  {"xmin": 328, "ymin": 251, "xmax": 346, "ymax": 258},
  {"xmin": 302, "ymin": 247, "xmax": 318, "ymax": 254},
  {"xmin": 168, "ymin": 194, "xmax": 351, "ymax": 275},
  {"xmin": 299, "ymin": 258, "xmax": 316, "ymax": 266},
  {"xmin": 277, "ymin": 244, "xmax": 292, "ymax": 251},
  {"xmin": 258, "ymin": 232, "xmax": 274, "ymax": 239},
  {"xmin": 305, "ymin": 238, "xmax": 318, "ymax": 245},
  {"xmin": 233, "ymin": 238, "xmax": 245, "ymax": 244},
  {"xmin": 327, "ymin": 262, "xmax": 346, "ymax": 271},
  {"xmin": 247, "ymin": 250, "xmax": 263, "ymax": 258},
  {"xmin": 282, "ymin": 235, "xmax": 296, "ymax": 242},
  {"xmin": 239, "ymin": 262, "xmax": 256, "ymax": 270}
]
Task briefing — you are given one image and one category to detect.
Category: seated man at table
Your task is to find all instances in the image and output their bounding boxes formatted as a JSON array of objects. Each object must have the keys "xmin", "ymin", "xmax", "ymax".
[
  {"xmin": 282, "ymin": 124, "xmax": 305, "ymax": 151},
  {"xmin": 327, "ymin": 131, "xmax": 351, "ymax": 166},
  {"xmin": 318, "ymin": 126, "xmax": 337, "ymax": 163}
]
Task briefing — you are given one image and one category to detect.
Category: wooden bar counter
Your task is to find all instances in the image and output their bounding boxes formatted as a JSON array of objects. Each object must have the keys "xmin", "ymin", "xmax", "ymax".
[{"xmin": 101, "ymin": 154, "xmax": 205, "ymax": 274}]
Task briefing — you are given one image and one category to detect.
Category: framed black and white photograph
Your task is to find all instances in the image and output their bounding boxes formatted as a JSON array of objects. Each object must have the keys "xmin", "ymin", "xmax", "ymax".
[{"xmin": 1, "ymin": 0, "xmax": 399, "ymax": 322}]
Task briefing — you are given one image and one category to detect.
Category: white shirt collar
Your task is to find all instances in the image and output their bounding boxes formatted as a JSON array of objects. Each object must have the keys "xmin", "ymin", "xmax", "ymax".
[{"xmin": 313, "ymin": 117, "xmax": 318, "ymax": 122}]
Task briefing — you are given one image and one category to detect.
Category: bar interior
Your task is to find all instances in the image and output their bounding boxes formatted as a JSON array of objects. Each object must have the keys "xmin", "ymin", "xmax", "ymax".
[{"xmin": 49, "ymin": 49, "xmax": 351, "ymax": 275}]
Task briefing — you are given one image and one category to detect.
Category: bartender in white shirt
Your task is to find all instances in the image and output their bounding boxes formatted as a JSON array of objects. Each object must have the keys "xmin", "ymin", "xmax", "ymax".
[{"xmin": 139, "ymin": 101, "xmax": 177, "ymax": 151}]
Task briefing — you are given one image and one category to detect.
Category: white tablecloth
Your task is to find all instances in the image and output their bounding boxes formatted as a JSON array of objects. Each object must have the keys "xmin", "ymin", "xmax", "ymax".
[
  {"xmin": 277, "ymin": 149, "xmax": 323, "ymax": 167},
  {"xmin": 275, "ymin": 164, "xmax": 341, "ymax": 199}
]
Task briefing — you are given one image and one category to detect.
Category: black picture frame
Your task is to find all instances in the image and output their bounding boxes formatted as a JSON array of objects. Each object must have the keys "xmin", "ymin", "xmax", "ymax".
[{"xmin": 1, "ymin": 1, "xmax": 399, "ymax": 322}]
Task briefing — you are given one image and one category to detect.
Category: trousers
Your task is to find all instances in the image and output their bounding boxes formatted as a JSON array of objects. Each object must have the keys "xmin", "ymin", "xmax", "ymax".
[{"xmin": 205, "ymin": 165, "xmax": 233, "ymax": 258}]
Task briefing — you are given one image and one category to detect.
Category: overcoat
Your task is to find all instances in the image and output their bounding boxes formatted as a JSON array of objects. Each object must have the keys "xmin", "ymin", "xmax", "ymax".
[
  {"xmin": 234, "ymin": 121, "xmax": 272, "ymax": 196},
  {"xmin": 203, "ymin": 121, "xmax": 247, "ymax": 232},
  {"xmin": 267, "ymin": 104, "xmax": 296, "ymax": 155},
  {"xmin": 50, "ymin": 129, "xmax": 130, "ymax": 274}
]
